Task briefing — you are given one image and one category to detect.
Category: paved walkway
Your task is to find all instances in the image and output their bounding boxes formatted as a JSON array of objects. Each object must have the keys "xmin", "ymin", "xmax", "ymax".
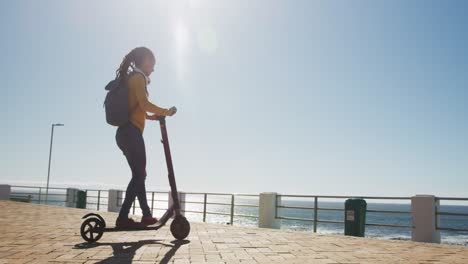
[{"xmin": 0, "ymin": 201, "xmax": 467, "ymax": 264}]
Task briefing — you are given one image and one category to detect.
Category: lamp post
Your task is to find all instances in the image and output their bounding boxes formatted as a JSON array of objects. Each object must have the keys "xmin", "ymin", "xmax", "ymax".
[{"xmin": 45, "ymin": 123, "xmax": 64, "ymax": 204}]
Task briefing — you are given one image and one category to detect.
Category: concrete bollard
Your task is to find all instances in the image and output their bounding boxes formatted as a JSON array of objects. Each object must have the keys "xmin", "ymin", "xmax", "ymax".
[
  {"xmin": 168, "ymin": 191, "xmax": 185, "ymax": 216},
  {"xmin": 66, "ymin": 188, "xmax": 79, "ymax": 207},
  {"xmin": 411, "ymin": 195, "xmax": 441, "ymax": 243},
  {"xmin": 258, "ymin": 192, "xmax": 281, "ymax": 229},
  {"xmin": 108, "ymin": 189, "xmax": 123, "ymax": 213},
  {"xmin": 0, "ymin": 185, "xmax": 11, "ymax": 200}
]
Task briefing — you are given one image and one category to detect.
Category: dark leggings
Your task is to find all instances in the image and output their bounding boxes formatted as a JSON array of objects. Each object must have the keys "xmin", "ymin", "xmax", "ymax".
[{"xmin": 116, "ymin": 122, "xmax": 151, "ymax": 218}]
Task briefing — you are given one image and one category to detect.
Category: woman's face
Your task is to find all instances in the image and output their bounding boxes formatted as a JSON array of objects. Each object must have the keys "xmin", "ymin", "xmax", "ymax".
[{"xmin": 140, "ymin": 56, "xmax": 156, "ymax": 77}]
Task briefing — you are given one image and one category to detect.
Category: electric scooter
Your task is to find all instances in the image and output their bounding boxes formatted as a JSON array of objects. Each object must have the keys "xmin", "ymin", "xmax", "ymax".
[{"xmin": 80, "ymin": 116, "xmax": 190, "ymax": 243}]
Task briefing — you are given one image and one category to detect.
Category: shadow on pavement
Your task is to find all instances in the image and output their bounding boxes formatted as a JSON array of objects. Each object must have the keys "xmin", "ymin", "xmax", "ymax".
[{"xmin": 73, "ymin": 239, "xmax": 190, "ymax": 264}]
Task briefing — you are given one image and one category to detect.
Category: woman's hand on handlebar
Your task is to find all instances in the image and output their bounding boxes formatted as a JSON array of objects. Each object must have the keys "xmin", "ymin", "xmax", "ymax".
[
  {"xmin": 168, "ymin": 106, "xmax": 177, "ymax": 116},
  {"xmin": 146, "ymin": 113, "xmax": 160, "ymax": 120},
  {"xmin": 146, "ymin": 107, "xmax": 176, "ymax": 120}
]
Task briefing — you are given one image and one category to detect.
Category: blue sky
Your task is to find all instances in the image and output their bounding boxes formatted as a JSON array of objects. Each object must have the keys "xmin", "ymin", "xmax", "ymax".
[{"xmin": 1, "ymin": 0, "xmax": 467, "ymax": 197}]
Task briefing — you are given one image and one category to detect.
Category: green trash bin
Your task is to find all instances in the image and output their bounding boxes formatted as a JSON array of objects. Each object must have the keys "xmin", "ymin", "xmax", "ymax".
[
  {"xmin": 344, "ymin": 198, "xmax": 367, "ymax": 237},
  {"xmin": 76, "ymin": 190, "xmax": 87, "ymax": 209}
]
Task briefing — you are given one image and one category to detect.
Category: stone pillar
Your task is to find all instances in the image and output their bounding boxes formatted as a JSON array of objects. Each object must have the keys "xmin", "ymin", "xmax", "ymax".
[
  {"xmin": 66, "ymin": 188, "xmax": 79, "ymax": 207},
  {"xmin": 108, "ymin": 189, "xmax": 123, "ymax": 213},
  {"xmin": 258, "ymin": 192, "xmax": 281, "ymax": 229},
  {"xmin": 411, "ymin": 195, "xmax": 441, "ymax": 243},
  {"xmin": 0, "ymin": 185, "xmax": 11, "ymax": 200},
  {"xmin": 168, "ymin": 191, "xmax": 185, "ymax": 216}
]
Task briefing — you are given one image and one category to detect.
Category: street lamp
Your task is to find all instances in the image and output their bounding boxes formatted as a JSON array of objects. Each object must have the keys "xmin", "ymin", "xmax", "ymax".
[{"xmin": 45, "ymin": 123, "xmax": 64, "ymax": 204}]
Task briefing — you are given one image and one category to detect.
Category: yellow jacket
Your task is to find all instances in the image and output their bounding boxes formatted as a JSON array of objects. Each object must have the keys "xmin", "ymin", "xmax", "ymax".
[{"xmin": 127, "ymin": 73, "xmax": 170, "ymax": 133}]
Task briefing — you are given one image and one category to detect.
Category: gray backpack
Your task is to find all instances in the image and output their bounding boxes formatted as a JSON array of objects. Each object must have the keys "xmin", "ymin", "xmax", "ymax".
[
  {"xmin": 104, "ymin": 72, "xmax": 146, "ymax": 126},
  {"xmin": 104, "ymin": 77, "xmax": 129, "ymax": 126}
]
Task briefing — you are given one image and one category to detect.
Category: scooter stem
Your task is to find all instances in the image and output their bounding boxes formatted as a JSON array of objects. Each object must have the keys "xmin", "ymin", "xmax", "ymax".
[{"xmin": 157, "ymin": 116, "xmax": 181, "ymax": 215}]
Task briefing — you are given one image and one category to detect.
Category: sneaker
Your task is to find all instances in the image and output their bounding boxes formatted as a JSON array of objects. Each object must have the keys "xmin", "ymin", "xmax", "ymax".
[
  {"xmin": 141, "ymin": 215, "xmax": 158, "ymax": 226},
  {"xmin": 115, "ymin": 217, "xmax": 141, "ymax": 229}
]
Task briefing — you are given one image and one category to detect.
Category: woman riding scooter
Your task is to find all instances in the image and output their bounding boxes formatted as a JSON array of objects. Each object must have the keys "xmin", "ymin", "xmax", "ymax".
[{"xmin": 114, "ymin": 47, "xmax": 177, "ymax": 228}]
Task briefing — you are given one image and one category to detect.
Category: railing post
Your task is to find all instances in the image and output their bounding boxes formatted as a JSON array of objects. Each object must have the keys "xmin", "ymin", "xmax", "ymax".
[
  {"xmin": 108, "ymin": 189, "xmax": 123, "ymax": 213},
  {"xmin": 97, "ymin": 190, "xmax": 101, "ymax": 211},
  {"xmin": 314, "ymin": 196, "xmax": 318, "ymax": 233},
  {"xmin": 411, "ymin": 195, "xmax": 441, "ymax": 243},
  {"xmin": 65, "ymin": 188, "xmax": 79, "ymax": 207},
  {"xmin": 275, "ymin": 195, "xmax": 278, "ymax": 218},
  {"xmin": 151, "ymin": 192, "xmax": 155, "ymax": 214},
  {"xmin": 38, "ymin": 187, "xmax": 42, "ymax": 204},
  {"xmin": 0, "ymin": 185, "xmax": 11, "ymax": 200},
  {"xmin": 258, "ymin": 192, "xmax": 281, "ymax": 229},
  {"xmin": 203, "ymin": 193, "xmax": 207, "ymax": 222},
  {"xmin": 230, "ymin": 195, "xmax": 235, "ymax": 225}
]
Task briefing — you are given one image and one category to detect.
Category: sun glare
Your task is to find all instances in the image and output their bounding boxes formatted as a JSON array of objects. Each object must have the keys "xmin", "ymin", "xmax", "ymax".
[{"xmin": 174, "ymin": 19, "xmax": 190, "ymax": 80}]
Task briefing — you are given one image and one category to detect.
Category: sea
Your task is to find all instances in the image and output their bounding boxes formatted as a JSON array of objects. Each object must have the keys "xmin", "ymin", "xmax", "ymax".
[{"xmin": 11, "ymin": 189, "xmax": 468, "ymax": 246}]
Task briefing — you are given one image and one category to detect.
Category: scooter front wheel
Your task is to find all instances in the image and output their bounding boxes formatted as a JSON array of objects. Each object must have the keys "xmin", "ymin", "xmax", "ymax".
[
  {"xmin": 170, "ymin": 215, "xmax": 190, "ymax": 240},
  {"xmin": 80, "ymin": 217, "xmax": 104, "ymax": 243}
]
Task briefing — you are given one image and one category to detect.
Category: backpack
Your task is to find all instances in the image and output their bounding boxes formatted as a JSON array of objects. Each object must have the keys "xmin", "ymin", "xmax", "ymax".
[
  {"xmin": 104, "ymin": 72, "xmax": 146, "ymax": 126},
  {"xmin": 103, "ymin": 72, "xmax": 135, "ymax": 126}
]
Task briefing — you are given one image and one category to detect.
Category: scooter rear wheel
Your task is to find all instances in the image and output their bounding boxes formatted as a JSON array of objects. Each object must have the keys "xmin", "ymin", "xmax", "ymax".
[
  {"xmin": 80, "ymin": 217, "xmax": 104, "ymax": 243},
  {"xmin": 170, "ymin": 215, "xmax": 190, "ymax": 240}
]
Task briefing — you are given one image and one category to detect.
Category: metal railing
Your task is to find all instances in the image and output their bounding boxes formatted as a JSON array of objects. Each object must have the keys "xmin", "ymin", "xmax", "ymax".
[
  {"xmin": 117, "ymin": 191, "xmax": 170, "ymax": 215},
  {"xmin": 275, "ymin": 194, "xmax": 413, "ymax": 233},
  {"xmin": 9, "ymin": 185, "xmax": 109, "ymax": 211},
  {"xmin": 8, "ymin": 185, "xmax": 468, "ymax": 237},
  {"xmin": 9, "ymin": 185, "xmax": 68, "ymax": 205},
  {"xmin": 118, "ymin": 191, "xmax": 259, "ymax": 225},
  {"xmin": 436, "ymin": 197, "xmax": 468, "ymax": 233},
  {"xmin": 85, "ymin": 189, "xmax": 109, "ymax": 211},
  {"xmin": 181, "ymin": 192, "xmax": 259, "ymax": 225}
]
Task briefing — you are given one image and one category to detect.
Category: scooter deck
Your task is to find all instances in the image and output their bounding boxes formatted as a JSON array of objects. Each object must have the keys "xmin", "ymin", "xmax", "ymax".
[{"xmin": 103, "ymin": 222, "xmax": 165, "ymax": 232}]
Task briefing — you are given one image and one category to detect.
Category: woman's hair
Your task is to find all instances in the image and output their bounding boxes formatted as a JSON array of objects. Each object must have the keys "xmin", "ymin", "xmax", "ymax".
[{"xmin": 116, "ymin": 47, "xmax": 155, "ymax": 80}]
